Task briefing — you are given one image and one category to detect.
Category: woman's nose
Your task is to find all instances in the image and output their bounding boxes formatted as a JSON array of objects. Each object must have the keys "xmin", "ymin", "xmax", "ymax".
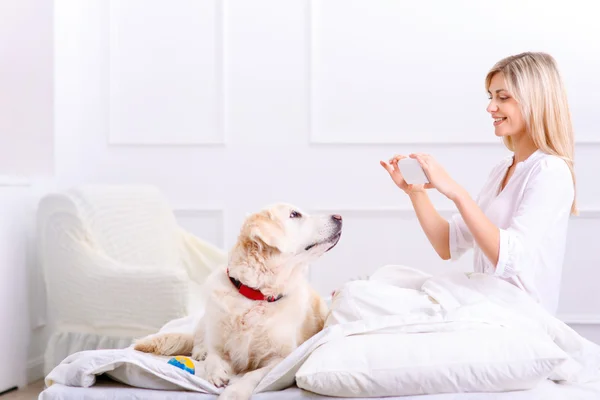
[{"xmin": 486, "ymin": 100, "xmax": 498, "ymax": 114}]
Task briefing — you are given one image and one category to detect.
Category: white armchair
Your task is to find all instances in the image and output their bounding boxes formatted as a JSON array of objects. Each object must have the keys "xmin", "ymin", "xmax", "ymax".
[{"xmin": 37, "ymin": 184, "xmax": 227, "ymax": 374}]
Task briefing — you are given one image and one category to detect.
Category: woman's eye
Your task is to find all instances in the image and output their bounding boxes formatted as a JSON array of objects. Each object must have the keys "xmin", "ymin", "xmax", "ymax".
[
  {"xmin": 487, "ymin": 93, "xmax": 509, "ymax": 101},
  {"xmin": 290, "ymin": 211, "xmax": 302, "ymax": 218}
]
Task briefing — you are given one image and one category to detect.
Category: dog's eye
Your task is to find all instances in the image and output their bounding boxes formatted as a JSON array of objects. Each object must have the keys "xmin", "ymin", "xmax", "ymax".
[{"xmin": 290, "ymin": 211, "xmax": 302, "ymax": 219}]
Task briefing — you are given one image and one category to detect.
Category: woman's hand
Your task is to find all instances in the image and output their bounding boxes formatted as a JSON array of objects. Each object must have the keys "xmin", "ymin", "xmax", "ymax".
[
  {"xmin": 409, "ymin": 153, "xmax": 463, "ymax": 201},
  {"xmin": 380, "ymin": 155, "xmax": 433, "ymax": 195}
]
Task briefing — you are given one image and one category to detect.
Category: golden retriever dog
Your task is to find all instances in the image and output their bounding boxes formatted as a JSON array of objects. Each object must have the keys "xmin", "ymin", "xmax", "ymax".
[{"xmin": 134, "ymin": 203, "xmax": 343, "ymax": 399}]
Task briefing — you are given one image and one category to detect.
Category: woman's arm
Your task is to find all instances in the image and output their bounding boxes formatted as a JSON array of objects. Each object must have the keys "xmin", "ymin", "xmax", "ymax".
[
  {"xmin": 380, "ymin": 155, "xmax": 451, "ymax": 260},
  {"xmin": 412, "ymin": 153, "xmax": 574, "ymax": 277},
  {"xmin": 451, "ymin": 188, "xmax": 500, "ymax": 266},
  {"xmin": 410, "ymin": 152, "xmax": 502, "ymax": 268},
  {"xmin": 408, "ymin": 191, "xmax": 451, "ymax": 260}
]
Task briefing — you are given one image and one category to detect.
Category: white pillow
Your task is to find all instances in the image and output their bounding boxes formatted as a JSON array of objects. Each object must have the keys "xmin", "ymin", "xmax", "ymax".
[
  {"xmin": 296, "ymin": 327, "xmax": 567, "ymax": 397},
  {"xmin": 326, "ymin": 279, "xmax": 440, "ymax": 327}
]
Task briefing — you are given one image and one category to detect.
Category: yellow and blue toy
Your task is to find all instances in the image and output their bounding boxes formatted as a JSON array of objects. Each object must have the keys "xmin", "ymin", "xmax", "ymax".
[{"xmin": 167, "ymin": 356, "xmax": 195, "ymax": 375}]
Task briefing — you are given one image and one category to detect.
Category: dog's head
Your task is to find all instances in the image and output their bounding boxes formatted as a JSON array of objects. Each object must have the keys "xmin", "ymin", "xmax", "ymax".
[{"xmin": 231, "ymin": 203, "xmax": 343, "ymax": 270}]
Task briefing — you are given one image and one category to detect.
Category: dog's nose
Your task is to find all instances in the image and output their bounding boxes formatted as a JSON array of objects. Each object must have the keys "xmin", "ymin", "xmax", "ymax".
[{"xmin": 332, "ymin": 214, "xmax": 342, "ymax": 221}]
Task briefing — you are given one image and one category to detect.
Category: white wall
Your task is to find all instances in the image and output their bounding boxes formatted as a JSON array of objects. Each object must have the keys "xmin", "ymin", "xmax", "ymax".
[
  {"xmin": 0, "ymin": 184, "xmax": 51, "ymax": 391},
  {"xmin": 52, "ymin": 0, "xmax": 600, "ymax": 342},
  {"xmin": 4, "ymin": 0, "xmax": 597, "ymax": 388},
  {"xmin": 0, "ymin": 187, "xmax": 29, "ymax": 392},
  {"xmin": 0, "ymin": 0, "xmax": 54, "ymax": 391},
  {"xmin": 0, "ymin": 0, "xmax": 54, "ymax": 177}
]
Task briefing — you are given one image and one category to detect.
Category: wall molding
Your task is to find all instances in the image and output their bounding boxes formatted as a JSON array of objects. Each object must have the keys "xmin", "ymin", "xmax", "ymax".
[
  {"xmin": 309, "ymin": 206, "xmax": 456, "ymax": 220},
  {"xmin": 309, "ymin": 206, "xmax": 599, "ymax": 303},
  {"xmin": 171, "ymin": 206, "xmax": 599, "ymax": 324},
  {"xmin": 107, "ymin": 142, "xmax": 227, "ymax": 148},
  {"xmin": 0, "ymin": 176, "xmax": 31, "ymax": 187},
  {"xmin": 106, "ymin": 0, "xmax": 225, "ymax": 147},
  {"xmin": 308, "ymin": 137, "xmax": 600, "ymax": 146},
  {"xmin": 559, "ymin": 315, "xmax": 600, "ymax": 325},
  {"xmin": 309, "ymin": 206, "xmax": 600, "ymax": 219},
  {"xmin": 574, "ymin": 209, "xmax": 600, "ymax": 219}
]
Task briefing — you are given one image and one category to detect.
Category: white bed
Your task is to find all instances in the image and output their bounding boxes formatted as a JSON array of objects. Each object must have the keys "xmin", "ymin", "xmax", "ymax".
[
  {"xmin": 39, "ymin": 266, "xmax": 600, "ymax": 400},
  {"xmin": 38, "ymin": 377, "xmax": 600, "ymax": 400}
]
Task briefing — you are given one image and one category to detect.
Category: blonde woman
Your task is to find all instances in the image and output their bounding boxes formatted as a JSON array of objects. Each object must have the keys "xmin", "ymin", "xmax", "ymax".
[{"xmin": 380, "ymin": 52, "xmax": 576, "ymax": 316}]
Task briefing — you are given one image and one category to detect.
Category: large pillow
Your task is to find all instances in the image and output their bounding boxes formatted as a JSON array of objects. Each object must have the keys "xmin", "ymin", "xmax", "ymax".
[
  {"xmin": 296, "ymin": 327, "xmax": 567, "ymax": 397},
  {"xmin": 326, "ymin": 277, "xmax": 440, "ymax": 327}
]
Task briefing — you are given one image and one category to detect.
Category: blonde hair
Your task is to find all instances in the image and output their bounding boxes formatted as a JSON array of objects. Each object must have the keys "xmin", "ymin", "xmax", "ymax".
[{"xmin": 485, "ymin": 52, "xmax": 577, "ymax": 215}]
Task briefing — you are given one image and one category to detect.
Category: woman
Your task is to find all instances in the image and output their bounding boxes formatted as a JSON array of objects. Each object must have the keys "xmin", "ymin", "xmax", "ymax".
[{"xmin": 380, "ymin": 52, "xmax": 577, "ymax": 316}]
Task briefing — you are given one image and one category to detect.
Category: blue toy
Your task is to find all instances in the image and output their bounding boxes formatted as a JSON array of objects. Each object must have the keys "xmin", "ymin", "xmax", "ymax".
[{"xmin": 167, "ymin": 356, "xmax": 195, "ymax": 374}]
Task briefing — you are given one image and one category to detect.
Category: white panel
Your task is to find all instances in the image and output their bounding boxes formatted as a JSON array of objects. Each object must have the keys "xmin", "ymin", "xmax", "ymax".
[
  {"xmin": 0, "ymin": 176, "xmax": 31, "ymax": 187},
  {"xmin": 0, "ymin": 188, "xmax": 30, "ymax": 390},
  {"xmin": 309, "ymin": 207, "xmax": 600, "ymax": 320},
  {"xmin": 0, "ymin": 0, "xmax": 54, "ymax": 177},
  {"xmin": 310, "ymin": 0, "xmax": 600, "ymax": 144},
  {"xmin": 308, "ymin": 208, "xmax": 472, "ymax": 295},
  {"xmin": 174, "ymin": 209, "xmax": 225, "ymax": 248},
  {"xmin": 224, "ymin": 0, "xmax": 308, "ymax": 144},
  {"xmin": 556, "ymin": 210, "xmax": 600, "ymax": 317},
  {"xmin": 109, "ymin": 0, "xmax": 222, "ymax": 145}
]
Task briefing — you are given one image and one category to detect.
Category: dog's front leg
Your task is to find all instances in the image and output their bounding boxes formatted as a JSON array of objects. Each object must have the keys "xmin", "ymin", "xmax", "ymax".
[
  {"xmin": 218, "ymin": 357, "xmax": 283, "ymax": 400},
  {"xmin": 199, "ymin": 352, "xmax": 232, "ymax": 388},
  {"xmin": 191, "ymin": 322, "xmax": 207, "ymax": 361}
]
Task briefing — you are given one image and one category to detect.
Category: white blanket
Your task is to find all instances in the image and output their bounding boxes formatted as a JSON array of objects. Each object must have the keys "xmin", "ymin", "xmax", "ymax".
[{"xmin": 44, "ymin": 265, "xmax": 600, "ymax": 394}]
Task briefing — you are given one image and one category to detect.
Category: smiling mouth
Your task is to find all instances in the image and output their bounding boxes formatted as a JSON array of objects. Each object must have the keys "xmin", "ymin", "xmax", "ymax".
[
  {"xmin": 305, "ymin": 231, "xmax": 342, "ymax": 252},
  {"xmin": 494, "ymin": 117, "xmax": 507, "ymax": 126}
]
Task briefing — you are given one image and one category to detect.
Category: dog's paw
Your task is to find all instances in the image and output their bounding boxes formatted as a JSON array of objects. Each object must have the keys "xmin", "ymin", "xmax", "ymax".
[
  {"xmin": 201, "ymin": 354, "xmax": 232, "ymax": 388},
  {"xmin": 206, "ymin": 367, "xmax": 230, "ymax": 388},
  {"xmin": 191, "ymin": 346, "xmax": 206, "ymax": 361},
  {"xmin": 218, "ymin": 384, "xmax": 252, "ymax": 400}
]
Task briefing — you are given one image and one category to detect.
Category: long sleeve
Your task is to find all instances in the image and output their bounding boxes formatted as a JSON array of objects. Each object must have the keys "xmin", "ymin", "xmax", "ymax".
[
  {"xmin": 494, "ymin": 157, "xmax": 574, "ymax": 279},
  {"xmin": 447, "ymin": 158, "xmax": 509, "ymax": 262},
  {"xmin": 448, "ymin": 212, "xmax": 474, "ymax": 261}
]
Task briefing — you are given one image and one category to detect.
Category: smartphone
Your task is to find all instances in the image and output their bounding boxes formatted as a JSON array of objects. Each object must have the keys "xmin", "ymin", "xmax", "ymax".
[{"xmin": 398, "ymin": 158, "xmax": 430, "ymax": 185}]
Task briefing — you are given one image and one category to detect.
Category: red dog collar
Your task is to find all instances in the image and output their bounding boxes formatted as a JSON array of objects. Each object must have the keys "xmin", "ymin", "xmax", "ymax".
[{"xmin": 227, "ymin": 269, "xmax": 283, "ymax": 303}]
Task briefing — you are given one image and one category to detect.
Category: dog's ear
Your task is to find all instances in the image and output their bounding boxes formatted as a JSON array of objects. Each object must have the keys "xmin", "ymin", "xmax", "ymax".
[{"xmin": 247, "ymin": 211, "xmax": 293, "ymax": 254}]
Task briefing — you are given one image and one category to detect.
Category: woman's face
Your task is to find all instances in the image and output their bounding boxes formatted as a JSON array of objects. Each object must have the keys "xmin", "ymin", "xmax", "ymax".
[{"xmin": 486, "ymin": 72, "xmax": 527, "ymax": 139}]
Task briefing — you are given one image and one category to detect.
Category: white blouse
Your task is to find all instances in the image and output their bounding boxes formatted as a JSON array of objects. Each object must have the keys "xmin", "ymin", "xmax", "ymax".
[{"xmin": 448, "ymin": 149, "xmax": 575, "ymax": 316}]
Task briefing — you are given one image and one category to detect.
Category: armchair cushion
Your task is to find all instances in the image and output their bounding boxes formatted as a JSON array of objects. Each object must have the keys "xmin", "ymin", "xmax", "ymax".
[{"xmin": 37, "ymin": 184, "xmax": 227, "ymax": 374}]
